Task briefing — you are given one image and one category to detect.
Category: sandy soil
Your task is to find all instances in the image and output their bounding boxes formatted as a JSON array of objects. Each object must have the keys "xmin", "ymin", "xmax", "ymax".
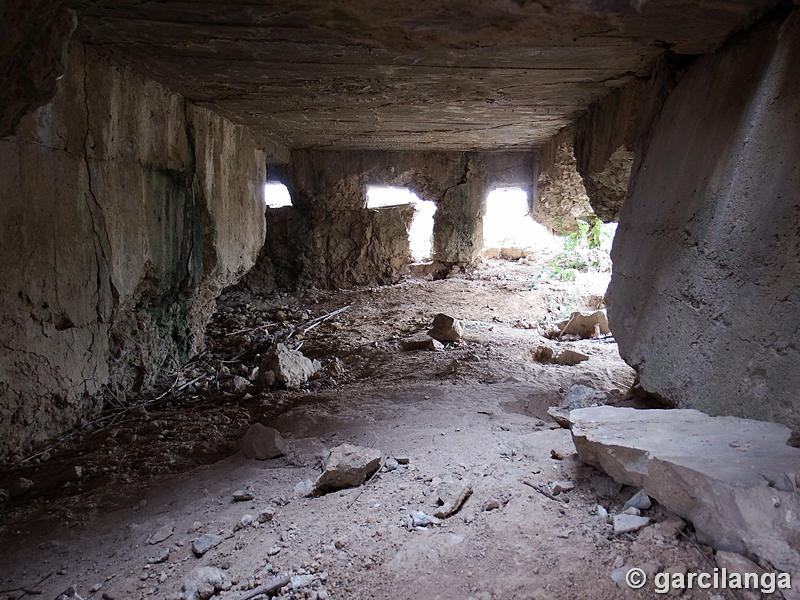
[{"xmin": 0, "ymin": 261, "xmax": 727, "ymax": 600}]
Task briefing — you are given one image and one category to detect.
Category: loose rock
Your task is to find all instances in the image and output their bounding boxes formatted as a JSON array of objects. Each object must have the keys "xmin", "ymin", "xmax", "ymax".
[
  {"xmin": 313, "ymin": 444, "xmax": 381, "ymax": 494},
  {"xmin": 257, "ymin": 508, "xmax": 276, "ymax": 523},
  {"xmin": 191, "ymin": 533, "xmax": 223, "ymax": 557},
  {"xmin": 623, "ymin": 489, "xmax": 652, "ymax": 511},
  {"xmin": 260, "ymin": 343, "xmax": 320, "ymax": 388},
  {"xmin": 179, "ymin": 566, "xmax": 230, "ymax": 600},
  {"xmin": 148, "ymin": 522, "xmax": 175, "ymax": 544},
  {"xmin": 428, "ymin": 313, "xmax": 464, "ymax": 342},
  {"xmin": 232, "ymin": 489, "xmax": 254, "ymax": 502},
  {"xmin": 240, "ymin": 423, "xmax": 289, "ymax": 460},
  {"xmin": 613, "ymin": 513, "xmax": 650, "ymax": 534},
  {"xmin": 411, "ymin": 510, "xmax": 441, "ymax": 527}
]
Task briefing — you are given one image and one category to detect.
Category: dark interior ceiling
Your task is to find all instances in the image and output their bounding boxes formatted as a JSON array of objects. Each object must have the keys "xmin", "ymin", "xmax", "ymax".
[{"xmin": 70, "ymin": 0, "xmax": 777, "ymax": 151}]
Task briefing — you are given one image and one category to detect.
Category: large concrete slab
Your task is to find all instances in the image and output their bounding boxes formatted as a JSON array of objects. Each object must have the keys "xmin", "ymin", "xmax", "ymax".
[
  {"xmin": 66, "ymin": 0, "xmax": 777, "ymax": 150},
  {"xmin": 570, "ymin": 406, "xmax": 800, "ymax": 598}
]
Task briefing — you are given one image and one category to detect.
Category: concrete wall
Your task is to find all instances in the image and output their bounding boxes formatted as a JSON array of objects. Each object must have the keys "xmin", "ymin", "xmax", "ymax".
[
  {"xmin": 607, "ymin": 7, "xmax": 800, "ymax": 433},
  {"xmin": 245, "ymin": 149, "xmax": 537, "ymax": 290},
  {"xmin": 0, "ymin": 45, "xmax": 267, "ymax": 462}
]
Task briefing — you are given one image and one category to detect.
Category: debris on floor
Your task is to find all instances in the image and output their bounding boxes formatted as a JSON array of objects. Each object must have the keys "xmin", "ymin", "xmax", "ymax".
[
  {"xmin": 312, "ymin": 444, "xmax": 382, "ymax": 494},
  {"xmin": 240, "ymin": 423, "xmax": 289, "ymax": 460},
  {"xmin": 570, "ymin": 405, "xmax": 800, "ymax": 595},
  {"xmin": 556, "ymin": 310, "xmax": 610, "ymax": 339},
  {"xmin": 427, "ymin": 313, "xmax": 464, "ymax": 342},
  {"xmin": 261, "ymin": 343, "xmax": 321, "ymax": 388}
]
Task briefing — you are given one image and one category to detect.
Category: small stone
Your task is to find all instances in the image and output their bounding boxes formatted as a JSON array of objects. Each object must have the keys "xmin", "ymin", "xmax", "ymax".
[
  {"xmin": 230, "ymin": 376, "xmax": 250, "ymax": 394},
  {"xmin": 179, "ymin": 566, "xmax": 230, "ymax": 600},
  {"xmin": 623, "ymin": 489, "xmax": 652, "ymax": 510},
  {"xmin": 395, "ymin": 457, "xmax": 410, "ymax": 465},
  {"xmin": 384, "ymin": 457, "xmax": 399, "ymax": 471},
  {"xmin": 484, "ymin": 499, "xmax": 500, "ymax": 511},
  {"xmin": 90, "ymin": 583, "xmax": 103, "ymax": 593},
  {"xmin": 191, "ymin": 533, "xmax": 223, "ymax": 557},
  {"xmin": 426, "ymin": 338, "xmax": 445, "ymax": 351},
  {"xmin": 258, "ymin": 507, "xmax": 276, "ymax": 523},
  {"xmin": 234, "ymin": 514, "xmax": 253, "ymax": 531},
  {"xmin": 411, "ymin": 510, "xmax": 441, "ymax": 527},
  {"xmin": 595, "ymin": 504, "xmax": 608, "ymax": 518},
  {"xmin": 151, "ymin": 547, "xmax": 170, "ymax": 564},
  {"xmin": 622, "ymin": 506, "xmax": 641, "ymax": 516},
  {"xmin": 548, "ymin": 480, "xmax": 575, "ymax": 495},
  {"xmin": 294, "ymin": 479, "xmax": 315, "ymax": 497},
  {"xmin": 290, "ymin": 574, "xmax": 315, "ymax": 589},
  {"xmin": 267, "ymin": 545, "xmax": 281, "ymax": 556},
  {"xmin": 613, "ymin": 514, "xmax": 650, "ymax": 534},
  {"xmin": 240, "ymin": 424, "xmax": 289, "ymax": 460},
  {"xmin": 149, "ymin": 522, "xmax": 175, "ymax": 544},
  {"xmin": 188, "ymin": 521, "xmax": 202, "ymax": 533},
  {"xmin": 232, "ymin": 489, "xmax": 254, "ymax": 502},
  {"xmin": 428, "ymin": 313, "xmax": 464, "ymax": 342}
]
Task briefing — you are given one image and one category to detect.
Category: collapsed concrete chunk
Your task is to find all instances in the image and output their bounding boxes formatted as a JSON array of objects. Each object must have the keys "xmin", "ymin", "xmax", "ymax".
[
  {"xmin": 557, "ymin": 310, "xmax": 610, "ymax": 338},
  {"xmin": 428, "ymin": 313, "xmax": 464, "ymax": 342},
  {"xmin": 260, "ymin": 343, "xmax": 320, "ymax": 388},
  {"xmin": 570, "ymin": 406, "xmax": 800, "ymax": 596},
  {"xmin": 240, "ymin": 423, "xmax": 289, "ymax": 460},
  {"xmin": 313, "ymin": 444, "xmax": 381, "ymax": 494}
]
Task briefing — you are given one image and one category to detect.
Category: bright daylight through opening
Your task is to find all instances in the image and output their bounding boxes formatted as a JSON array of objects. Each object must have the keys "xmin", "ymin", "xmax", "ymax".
[
  {"xmin": 366, "ymin": 186, "xmax": 436, "ymax": 262},
  {"xmin": 482, "ymin": 187, "xmax": 561, "ymax": 254},
  {"xmin": 263, "ymin": 182, "xmax": 292, "ymax": 207}
]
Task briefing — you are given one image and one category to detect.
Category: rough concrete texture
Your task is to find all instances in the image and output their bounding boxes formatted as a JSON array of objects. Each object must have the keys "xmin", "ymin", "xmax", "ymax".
[
  {"xmin": 1, "ymin": 0, "xmax": 76, "ymax": 137},
  {"xmin": 245, "ymin": 150, "xmax": 533, "ymax": 291},
  {"xmin": 68, "ymin": 0, "xmax": 776, "ymax": 150},
  {"xmin": 532, "ymin": 130, "xmax": 596, "ymax": 233},
  {"xmin": 0, "ymin": 45, "xmax": 266, "ymax": 462},
  {"xmin": 243, "ymin": 203, "xmax": 415, "ymax": 291},
  {"xmin": 573, "ymin": 54, "xmax": 683, "ymax": 221},
  {"xmin": 607, "ymin": 7, "xmax": 800, "ymax": 433},
  {"xmin": 570, "ymin": 406, "xmax": 800, "ymax": 599}
]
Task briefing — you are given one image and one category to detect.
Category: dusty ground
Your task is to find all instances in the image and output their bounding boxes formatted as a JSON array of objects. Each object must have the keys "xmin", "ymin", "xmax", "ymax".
[{"xmin": 0, "ymin": 260, "xmax": 727, "ymax": 600}]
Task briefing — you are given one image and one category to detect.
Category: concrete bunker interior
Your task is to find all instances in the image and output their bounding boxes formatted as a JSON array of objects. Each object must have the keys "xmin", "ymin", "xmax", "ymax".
[{"xmin": 1, "ymin": 2, "xmax": 798, "ymax": 599}]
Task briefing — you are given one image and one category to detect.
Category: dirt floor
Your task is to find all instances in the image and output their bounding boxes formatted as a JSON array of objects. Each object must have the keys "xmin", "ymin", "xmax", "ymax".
[{"xmin": 0, "ymin": 259, "xmax": 730, "ymax": 600}]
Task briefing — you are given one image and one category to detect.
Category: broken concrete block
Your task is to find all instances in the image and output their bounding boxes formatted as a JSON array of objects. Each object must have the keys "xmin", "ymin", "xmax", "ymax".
[
  {"xmin": 260, "ymin": 343, "xmax": 319, "ymax": 388},
  {"xmin": 428, "ymin": 313, "xmax": 464, "ymax": 342},
  {"xmin": 570, "ymin": 406, "xmax": 800, "ymax": 595},
  {"xmin": 613, "ymin": 513, "xmax": 650, "ymax": 533},
  {"xmin": 557, "ymin": 310, "xmax": 610, "ymax": 338},
  {"xmin": 313, "ymin": 444, "xmax": 381, "ymax": 494},
  {"xmin": 240, "ymin": 423, "xmax": 289, "ymax": 460}
]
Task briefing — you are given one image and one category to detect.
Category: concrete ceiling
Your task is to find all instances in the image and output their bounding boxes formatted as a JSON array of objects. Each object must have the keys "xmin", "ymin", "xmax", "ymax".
[{"xmin": 71, "ymin": 0, "xmax": 777, "ymax": 151}]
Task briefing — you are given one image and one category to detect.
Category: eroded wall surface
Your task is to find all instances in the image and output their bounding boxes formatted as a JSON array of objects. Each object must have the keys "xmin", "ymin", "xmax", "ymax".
[
  {"xmin": 0, "ymin": 45, "xmax": 266, "ymax": 461},
  {"xmin": 245, "ymin": 150, "xmax": 534, "ymax": 290},
  {"xmin": 607, "ymin": 8, "xmax": 800, "ymax": 432}
]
